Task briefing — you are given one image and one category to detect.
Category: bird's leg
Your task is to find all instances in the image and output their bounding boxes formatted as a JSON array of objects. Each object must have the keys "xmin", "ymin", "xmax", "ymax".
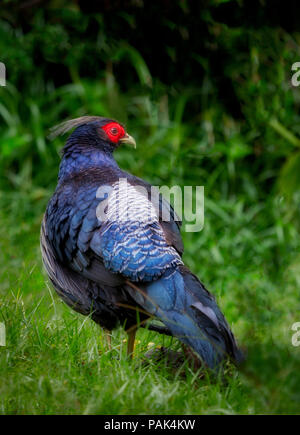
[
  {"xmin": 104, "ymin": 329, "xmax": 112, "ymax": 350},
  {"xmin": 126, "ymin": 326, "xmax": 137, "ymax": 358}
]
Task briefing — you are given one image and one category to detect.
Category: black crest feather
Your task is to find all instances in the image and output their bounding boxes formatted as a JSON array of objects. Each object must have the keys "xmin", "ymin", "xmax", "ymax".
[{"xmin": 48, "ymin": 116, "xmax": 119, "ymax": 140}]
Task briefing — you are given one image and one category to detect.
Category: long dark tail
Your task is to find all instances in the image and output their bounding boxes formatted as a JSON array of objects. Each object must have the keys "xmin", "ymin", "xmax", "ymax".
[{"xmin": 126, "ymin": 266, "xmax": 243, "ymax": 369}]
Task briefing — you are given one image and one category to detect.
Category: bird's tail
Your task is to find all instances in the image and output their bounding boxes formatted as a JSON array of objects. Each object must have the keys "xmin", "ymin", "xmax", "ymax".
[{"xmin": 126, "ymin": 266, "xmax": 243, "ymax": 369}]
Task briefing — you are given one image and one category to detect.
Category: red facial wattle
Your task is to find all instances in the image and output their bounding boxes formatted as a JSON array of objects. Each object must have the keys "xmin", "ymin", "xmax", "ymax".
[{"xmin": 101, "ymin": 122, "xmax": 125, "ymax": 144}]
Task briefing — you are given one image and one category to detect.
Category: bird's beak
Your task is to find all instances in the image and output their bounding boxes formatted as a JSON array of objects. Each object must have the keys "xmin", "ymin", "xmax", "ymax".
[{"xmin": 120, "ymin": 133, "xmax": 136, "ymax": 148}]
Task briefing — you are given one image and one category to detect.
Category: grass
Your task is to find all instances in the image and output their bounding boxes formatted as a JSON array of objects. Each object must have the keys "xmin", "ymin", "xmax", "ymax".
[{"xmin": 1, "ymin": 181, "xmax": 300, "ymax": 415}]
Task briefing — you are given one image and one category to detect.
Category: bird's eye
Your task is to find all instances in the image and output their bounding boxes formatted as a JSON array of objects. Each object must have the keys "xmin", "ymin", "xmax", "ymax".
[{"xmin": 110, "ymin": 127, "xmax": 119, "ymax": 135}]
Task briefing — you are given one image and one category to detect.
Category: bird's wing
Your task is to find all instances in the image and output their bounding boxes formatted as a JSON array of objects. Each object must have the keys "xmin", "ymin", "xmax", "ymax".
[
  {"xmin": 45, "ymin": 172, "xmax": 183, "ymax": 286},
  {"xmin": 43, "ymin": 173, "xmax": 184, "ymax": 331},
  {"xmin": 126, "ymin": 173, "xmax": 184, "ymax": 256},
  {"xmin": 88, "ymin": 178, "xmax": 183, "ymax": 282}
]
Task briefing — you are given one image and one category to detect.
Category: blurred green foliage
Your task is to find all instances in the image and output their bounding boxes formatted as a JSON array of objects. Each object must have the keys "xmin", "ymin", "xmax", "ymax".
[
  {"xmin": 1, "ymin": 0, "xmax": 300, "ymax": 414},
  {"xmin": 1, "ymin": 1, "xmax": 300, "ymax": 204}
]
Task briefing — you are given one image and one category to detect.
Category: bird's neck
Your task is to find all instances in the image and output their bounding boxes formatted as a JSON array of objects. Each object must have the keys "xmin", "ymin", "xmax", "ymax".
[{"xmin": 58, "ymin": 146, "xmax": 119, "ymax": 182}]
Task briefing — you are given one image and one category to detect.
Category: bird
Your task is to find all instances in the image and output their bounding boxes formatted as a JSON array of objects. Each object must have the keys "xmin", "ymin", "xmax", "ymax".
[{"xmin": 40, "ymin": 116, "xmax": 243, "ymax": 370}]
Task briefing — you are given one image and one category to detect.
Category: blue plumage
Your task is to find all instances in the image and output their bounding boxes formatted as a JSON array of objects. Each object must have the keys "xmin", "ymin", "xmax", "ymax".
[
  {"xmin": 95, "ymin": 219, "xmax": 182, "ymax": 281},
  {"xmin": 41, "ymin": 116, "xmax": 243, "ymax": 370}
]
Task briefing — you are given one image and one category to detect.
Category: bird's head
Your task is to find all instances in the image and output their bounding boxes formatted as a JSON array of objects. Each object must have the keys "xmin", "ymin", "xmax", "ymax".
[{"xmin": 50, "ymin": 116, "xmax": 136, "ymax": 155}]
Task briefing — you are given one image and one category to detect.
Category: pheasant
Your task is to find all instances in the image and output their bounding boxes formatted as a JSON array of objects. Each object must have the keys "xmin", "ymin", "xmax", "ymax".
[{"xmin": 40, "ymin": 116, "xmax": 243, "ymax": 369}]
